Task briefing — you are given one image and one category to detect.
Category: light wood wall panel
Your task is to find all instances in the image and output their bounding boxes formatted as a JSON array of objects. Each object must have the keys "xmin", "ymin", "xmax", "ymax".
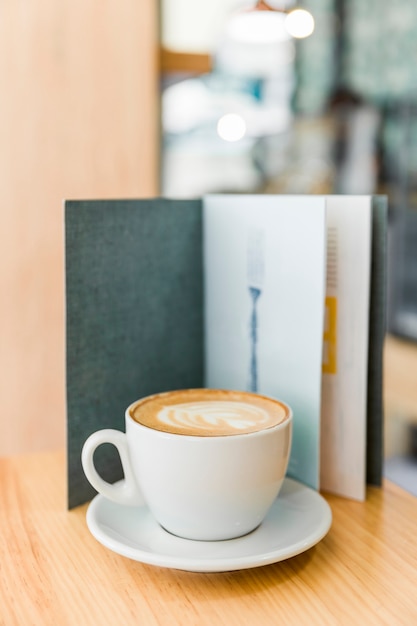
[
  {"xmin": 384, "ymin": 334, "xmax": 417, "ymax": 457},
  {"xmin": 0, "ymin": 1, "xmax": 159, "ymax": 455}
]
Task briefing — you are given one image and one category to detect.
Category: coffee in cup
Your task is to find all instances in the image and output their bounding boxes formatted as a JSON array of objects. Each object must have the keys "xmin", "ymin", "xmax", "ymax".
[
  {"xmin": 129, "ymin": 388, "xmax": 288, "ymax": 436},
  {"xmin": 82, "ymin": 388, "xmax": 292, "ymax": 541}
]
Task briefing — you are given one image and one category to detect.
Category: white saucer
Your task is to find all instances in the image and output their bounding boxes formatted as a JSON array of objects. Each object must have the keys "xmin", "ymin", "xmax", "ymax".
[{"xmin": 86, "ymin": 478, "xmax": 332, "ymax": 573}]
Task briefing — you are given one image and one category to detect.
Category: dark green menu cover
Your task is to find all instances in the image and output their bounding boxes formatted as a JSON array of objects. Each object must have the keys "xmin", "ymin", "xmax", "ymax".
[
  {"xmin": 367, "ymin": 196, "xmax": 388, "ymax": 486},
  {"xmin": 65, "ymin": 199, "xmax": 204, "ymax": 508}
]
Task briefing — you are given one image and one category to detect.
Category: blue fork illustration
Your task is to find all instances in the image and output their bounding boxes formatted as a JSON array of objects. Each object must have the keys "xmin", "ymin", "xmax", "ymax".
[{"xmin": 247, "ymin": 228, "xmax": 264, "ymax": 393}]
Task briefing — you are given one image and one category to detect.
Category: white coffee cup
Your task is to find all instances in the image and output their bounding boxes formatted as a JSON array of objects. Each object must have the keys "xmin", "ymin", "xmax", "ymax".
[{"xmin": 81, "ymin": 388, "xmax": 292, "ymax": 541}]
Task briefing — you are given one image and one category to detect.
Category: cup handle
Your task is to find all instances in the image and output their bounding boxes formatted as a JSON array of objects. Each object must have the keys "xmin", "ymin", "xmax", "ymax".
[{"xmin": 81, "ymin": 429, "xmax": 144, "ymax": 506}]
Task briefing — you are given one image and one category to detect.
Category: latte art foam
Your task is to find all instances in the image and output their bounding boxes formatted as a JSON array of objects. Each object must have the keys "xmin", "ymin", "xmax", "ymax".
[
  {"xmin": 157, "ymin": 401, "xmax": 271, "ymax": 435},
  {"xmin": 130, "ymin": 389, "xmax": 288, "ymax": 436}
]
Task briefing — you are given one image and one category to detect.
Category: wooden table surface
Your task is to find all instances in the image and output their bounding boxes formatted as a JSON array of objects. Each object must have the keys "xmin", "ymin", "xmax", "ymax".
[{"xmin": 1, "ymin": 451, "xmax": 416, "ymax": 625}]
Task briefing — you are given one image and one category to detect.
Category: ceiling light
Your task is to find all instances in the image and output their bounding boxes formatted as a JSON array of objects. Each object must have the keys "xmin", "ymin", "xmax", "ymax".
[
  {"xmin": 285, "ymin": 9, "xmax": 315, "ymax": 39},
  {"xmin": 217, "ymin": 114, "xmax": 247, "ymax": 142}
]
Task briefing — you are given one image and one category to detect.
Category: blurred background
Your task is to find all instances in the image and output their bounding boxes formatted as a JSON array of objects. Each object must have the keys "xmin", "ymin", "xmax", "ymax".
[{"xmin": 1, "ymin": 0, "xmax": 416, "ymax": 493}]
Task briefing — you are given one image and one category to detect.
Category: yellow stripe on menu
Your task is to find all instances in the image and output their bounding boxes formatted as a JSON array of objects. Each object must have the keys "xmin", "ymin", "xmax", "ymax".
[{"xmin": 322, "ymin": 296, "xmax": 337, "ymax": 374}]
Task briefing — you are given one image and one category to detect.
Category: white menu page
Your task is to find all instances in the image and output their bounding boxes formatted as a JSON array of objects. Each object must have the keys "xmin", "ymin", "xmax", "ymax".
[
  {"xmin": 320, "ymin": 195, "xmax": 372, "ymax": 501},
  {"xmin": 203, "ymin": 194, "xmax": 327, "ymax": 491}
]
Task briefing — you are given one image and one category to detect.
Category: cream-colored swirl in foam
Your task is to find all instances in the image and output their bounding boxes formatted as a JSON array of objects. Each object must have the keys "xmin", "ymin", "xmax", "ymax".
[{"xmin": 157, "ymin": 400, "xmax": 271, "ymax": 434}]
